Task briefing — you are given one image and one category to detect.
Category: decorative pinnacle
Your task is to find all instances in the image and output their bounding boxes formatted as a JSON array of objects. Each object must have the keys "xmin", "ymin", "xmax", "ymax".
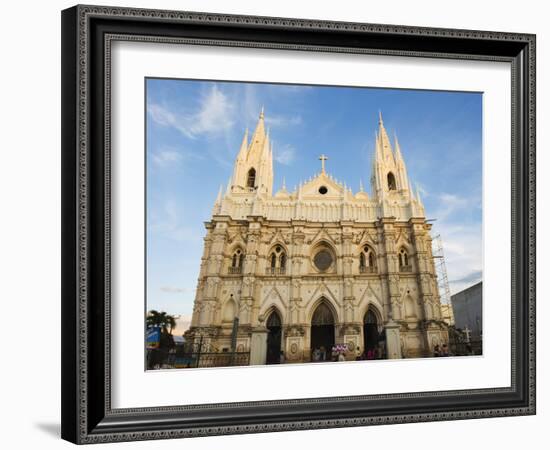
[
  {"xmin": 260, "ymin": 106, "xmax": 265, "ymax": 119},
  {"xmin": 359, "ymin": 179, "xmax": 364, "ymax": 192},
  {"xmin": 319, "ymin": 154, "xmax": 328, "ymax": 173}
]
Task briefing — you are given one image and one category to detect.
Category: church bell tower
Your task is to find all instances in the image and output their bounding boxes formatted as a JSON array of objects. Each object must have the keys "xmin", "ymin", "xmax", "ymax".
[
  {"xmin": 230, "ymin": 108, "xmax": 274, "ymax": 196},
  {"xmin": 371, "ymin": 112, "xmax": 413, "ymax": 201}
]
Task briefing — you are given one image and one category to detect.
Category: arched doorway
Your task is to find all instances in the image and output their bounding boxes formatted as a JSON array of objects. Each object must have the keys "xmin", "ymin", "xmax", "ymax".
[
  {"xmin": 310, "ymin": 301, "xmax": 335, "ymax": 361},
  {"xmin": 266, "ymin": 311, "xmax": 282, "ymax": 364},
  {"xmin": 363, "ymin": 308, "xmax": 380, "ymax": 354}
]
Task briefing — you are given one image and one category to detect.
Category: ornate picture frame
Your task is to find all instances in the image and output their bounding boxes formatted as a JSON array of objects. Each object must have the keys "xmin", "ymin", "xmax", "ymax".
[{"xmin": 61, "ymin": 5, "xmax": 535, "ymax": 444}]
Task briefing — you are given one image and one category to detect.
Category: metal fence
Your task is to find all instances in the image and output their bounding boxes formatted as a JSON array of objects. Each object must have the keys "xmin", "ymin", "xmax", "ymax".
[
  {"xmin": 147, "ymin": 348, "xmax": 250, "ymax": 369},
  {"xmin": 448, "ymin": 339, "xmax": 482, "ymax": 357}
]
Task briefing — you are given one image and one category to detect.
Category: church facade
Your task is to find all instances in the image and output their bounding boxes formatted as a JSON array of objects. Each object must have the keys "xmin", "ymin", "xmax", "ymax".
[{"xmin": 187, "ymin": 110, "xmax": 449, "ymax": 364}]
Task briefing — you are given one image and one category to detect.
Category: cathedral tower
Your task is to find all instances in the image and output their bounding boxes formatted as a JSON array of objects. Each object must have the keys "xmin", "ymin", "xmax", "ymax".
[
  {"xmin": 371, "ymin": 112, "xmax": 412, "ymax": 201},
  {"xmin": 230, "ymin": 108, "xmax": 273, "ymax": 196}
]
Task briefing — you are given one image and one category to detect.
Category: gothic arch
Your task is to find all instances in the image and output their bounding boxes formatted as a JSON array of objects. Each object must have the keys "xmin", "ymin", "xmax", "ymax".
[
  {"xmin": 267, "ymin": 243, "xmax": 289, "ymax": 270},
  {"xmin": 307, "ymin": 296, "xmax": 340, "ymax": 325},
  {"xmin": 221, "ymin": 297, "xmax": 237, "ymax": 323},
  {"xmin": 226, "ymin": 240, "xmax": 246, "ymax": 256},
  {"xmin": 309, "ymin": 240, "xmax": 337, "ymax": 274},
  {"xmin": 404, "ymin": 294, "xmax": 417, "ymax": 318},
  {"xmin": 228, "ymin": 246, "xmax": 245, "ymax": 270},
  {"xmin": 259, "ymin": 288, "xmax": 287, "ymax": 322},
  {"xmin": 262, "ymin": 304, "xmax": 284, "ymax": 325},
  {"xmin": 310, "ymin": 239, "xmax": 337, "ymax": 254},
  {"xmin": 358, "ymin": 283, "xmax": 382, "ymax": 311},
  {"xmin": 360, "ymin": 300, "xmax": 384, "ymax": 328},
  {"xmin": 358, "ymin": 243, "xmax": 377, "ymax": 272}
]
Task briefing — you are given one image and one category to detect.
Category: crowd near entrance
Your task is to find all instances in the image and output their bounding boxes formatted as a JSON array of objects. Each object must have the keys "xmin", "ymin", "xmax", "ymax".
[
  {"xmin": 310, "ymin": 301, "xmax": 335, "ymax": 362},
  {"xmin": 362, "ymin": 307, "xmax": 385, "ymax": 360}
]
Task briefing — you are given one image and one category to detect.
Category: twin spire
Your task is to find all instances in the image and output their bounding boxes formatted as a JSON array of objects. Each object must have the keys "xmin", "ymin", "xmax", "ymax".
[
  {"xmin": 231, "ymin": 108, "xmax": 274, "ymax": 196},
  {"xmin": 227, "ymin": 109, "xmax": 418, "ymax": 204}
]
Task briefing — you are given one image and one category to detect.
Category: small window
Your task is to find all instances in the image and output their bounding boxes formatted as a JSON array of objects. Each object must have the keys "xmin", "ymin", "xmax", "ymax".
[
  {"xmin": 399, "ymin": 248, "xmax": 409, "ymax": 267},
  {"xmin": 247, "ymin": 168, "xmax": 256, "ymax": 188},
  {"xmin": 387, "ymin": 172, "xmax": 397, "ymax": 191},
  {"xmin": 318, "ymin": 186, "xmax": 328, "ymax": 195},
  {"xmin": 232, "ymin": 249, "xmax": 245, "ymax": 268}
]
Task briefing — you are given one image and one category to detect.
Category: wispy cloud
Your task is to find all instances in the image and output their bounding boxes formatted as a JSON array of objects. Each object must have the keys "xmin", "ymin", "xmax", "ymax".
[
  {"xmin": 434, "ymin": 223, "xmax": 482, "ymax": 295},
  {"xmin": 273, "ymin": 144, "xmax": 296, "ymax": 165},
  {"xmin": 241, "ymin": 84, "xmax": 303, "ymax": 130},
  {"xmin": 434, "ymin": 193, "xmax": 469, "ymax": 220},
  {"xmin": 160, "ymin": 286, "xmax": 189, "ymax": 293},
  {"xmin": 148, "ymin": 85, "xmax": 234, "ymax": 139},
  {"xmin": 151, "ymin": 149, "xmax": 182, "ymax": 167},
  {"xmin": 148, "ymin": 199, "xmax": 197, "ymax": 242}
]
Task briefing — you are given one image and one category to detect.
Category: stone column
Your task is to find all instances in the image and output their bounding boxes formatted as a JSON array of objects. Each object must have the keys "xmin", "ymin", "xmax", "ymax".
[
  {"xmin": 385, "ymin": 320, "xmax": 402, "ymax": 359},
  {"xmin": 249, "ymin": 326, "xmax": 268, "ymax": 366}
]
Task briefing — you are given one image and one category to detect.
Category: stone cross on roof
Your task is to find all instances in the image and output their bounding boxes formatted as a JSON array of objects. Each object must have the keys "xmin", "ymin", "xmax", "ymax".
[{"xmin": 319, "ymin": 154, "xmax": 328, "ymax": 173}]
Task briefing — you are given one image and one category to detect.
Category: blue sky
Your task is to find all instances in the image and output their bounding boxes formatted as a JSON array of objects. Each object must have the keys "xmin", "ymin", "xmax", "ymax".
[{"xmin": 146, "ymin": 78, "xmax": 482, "ymax": 323}]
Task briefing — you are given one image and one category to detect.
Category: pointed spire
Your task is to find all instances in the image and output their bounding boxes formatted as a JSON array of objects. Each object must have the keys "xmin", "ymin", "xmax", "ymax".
[
  {"xmin": 416, "ymin": 184, "xmax": 422, "ymax": 203},
  {"xmin": 379, "ymin": 110, "xmax": 383, "ymax": 125},
  {"xmin": 250, "ymin": 107, "xmax": 266, "ymax": 146},
  {"xmin": 377, "ymin": 111, "xmax": 394, "ymax": 163},
  {"xmin": 359, "ymin": 179, "xmax": 364, "ymax": 192},
  {"xmin": 215, "ymin": 184, "xmax": 223, "ymax": 203},
  {"xmin": 374, "ymin": 131, "xmax": 382, "ymax": 162},
  {"xmin": 282, "ymin": 177, "xmax": 286, "ymax": 191},
  {"xmin": 225, "ymin": 177, "xmax": 232, "ymax": 195},
  {"xmin": 237, "ymin": 128, "xmax": 249, "ymax": 160}
]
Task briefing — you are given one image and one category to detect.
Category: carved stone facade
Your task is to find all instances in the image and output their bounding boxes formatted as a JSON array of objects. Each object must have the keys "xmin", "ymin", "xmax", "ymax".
[{"xmin": 187, "ymin": 110, "xmax": 449, "ymax": 363}]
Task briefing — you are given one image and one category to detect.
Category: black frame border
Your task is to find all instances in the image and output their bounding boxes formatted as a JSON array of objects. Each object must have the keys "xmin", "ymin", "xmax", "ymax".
[{"xmin": 61, "ymin": 4, "xmax": 536, "ymax": 444}]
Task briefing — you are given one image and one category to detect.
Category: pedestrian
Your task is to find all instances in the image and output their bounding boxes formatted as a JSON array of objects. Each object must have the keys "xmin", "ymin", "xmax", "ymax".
[
  {"xmin": 312, "ymin": 348, "xmax": 320, "ymax": 362},
  {"xmin": 433, "ymin": 344, "xmax": 441, "ymax": 357},
  {"xmin": 279, "ymin": 350, "xmax": 285, "ymax": 364},
  {"xmin": 338, "ymin": 352, "xmax": 346, "ymax": 362},
  {"xmin": 441, "ymin": 344, "xmax": 449, "ymax": 357}
]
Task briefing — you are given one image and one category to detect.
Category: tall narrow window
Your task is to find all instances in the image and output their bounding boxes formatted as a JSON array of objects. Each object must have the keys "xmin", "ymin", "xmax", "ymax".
[
  {"xmin": 230, "ymin": 249, "xmax": 244, "ymax": 274},
  {"xmin": 270, "ymin": 253, "xmax": 277, "ymax": 269},
  {"xmin": 399, "ymin": 248, "xmax": 410, "ymax": 271},
  {"xmin": 280, "ymin": 253, "xmax": 287, "ymax": 270},
  {"xmin": 387, "ymin": 172, "xmax": 397, "ymax": 190},
  {"xmin": 359, "ymin": 245, "xmax": 376, "ymax": 273},
  {"xmin": 247, "ymin": 168, "xmax": 256, "ymax": 188}
]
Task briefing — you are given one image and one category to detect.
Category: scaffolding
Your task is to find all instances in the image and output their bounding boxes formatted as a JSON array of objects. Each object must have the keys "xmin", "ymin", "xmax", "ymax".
[{"xmin": 432, "ymin": 234, "xmax": 454, "ymax": 325}]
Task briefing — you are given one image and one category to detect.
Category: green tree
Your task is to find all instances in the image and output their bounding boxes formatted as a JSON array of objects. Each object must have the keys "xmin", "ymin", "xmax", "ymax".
[{"xmin": 146, "ymin": 310, "xmax": 176, "ymax": 335}]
